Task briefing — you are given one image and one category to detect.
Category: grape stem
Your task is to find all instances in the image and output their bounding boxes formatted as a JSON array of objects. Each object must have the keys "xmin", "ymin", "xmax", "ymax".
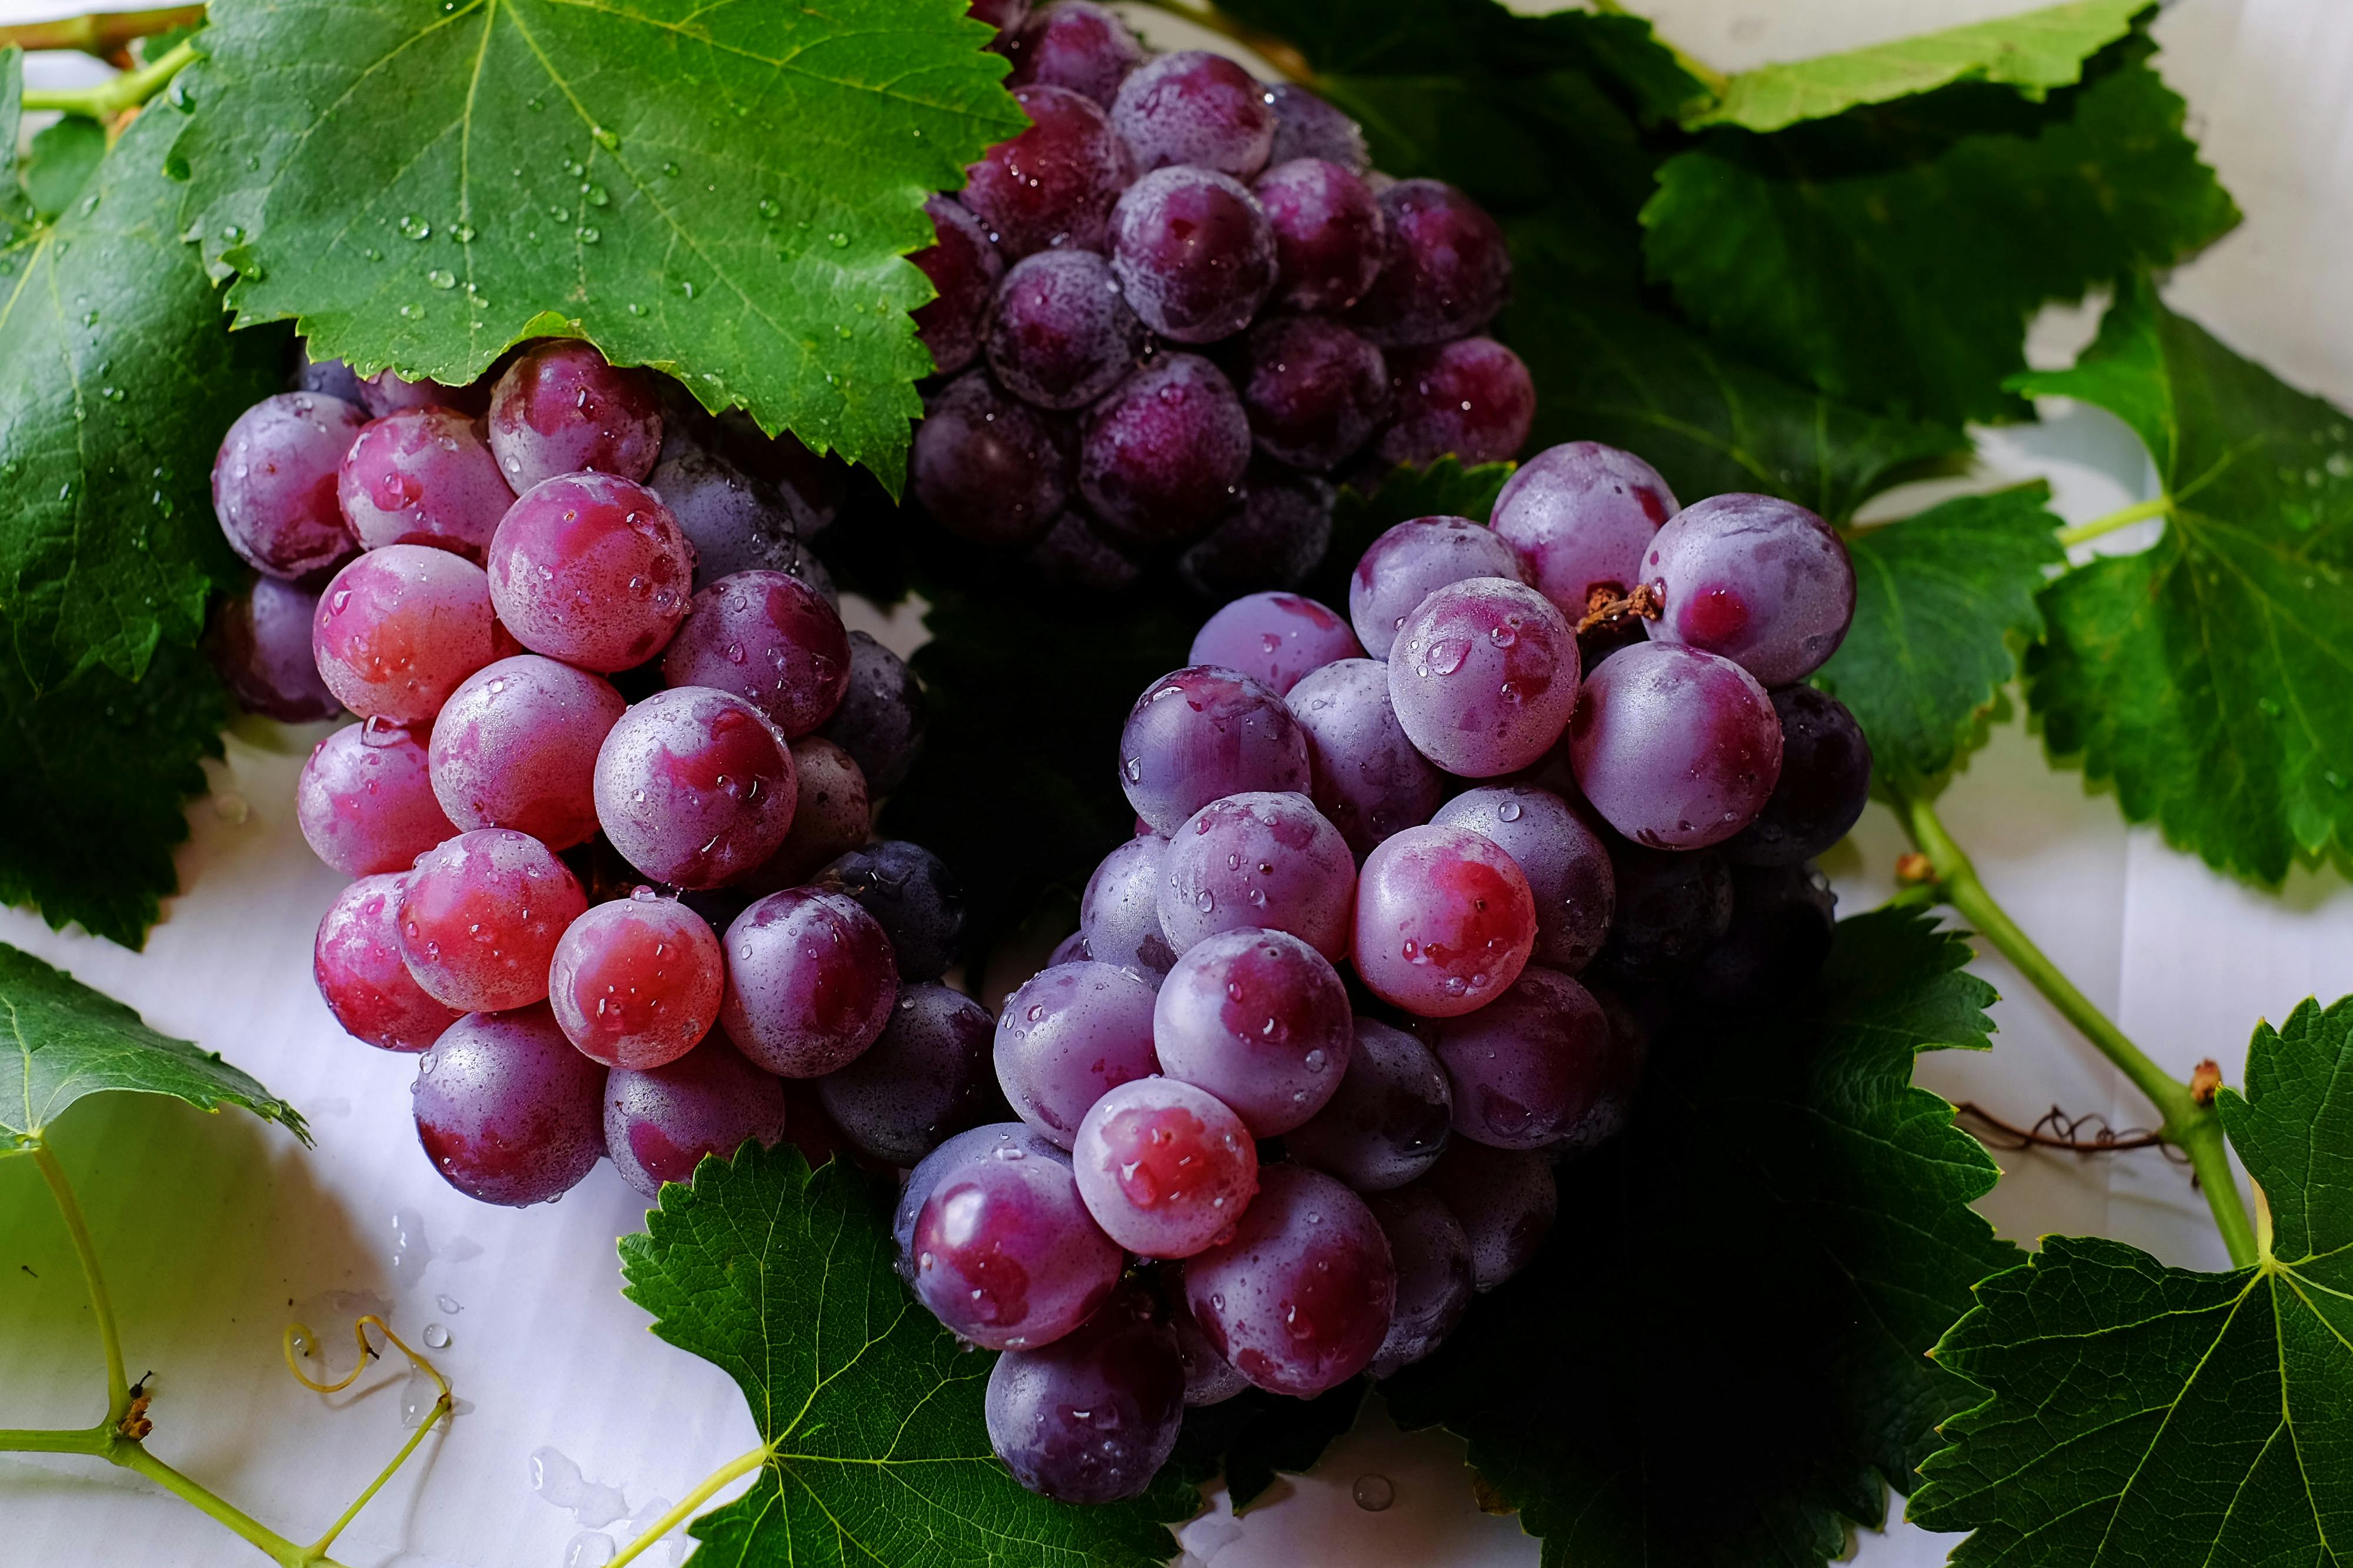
[
  {"xmin": 0, "ymin": 4, "xmax": 202, "ymax": 56},
  {"xmin": 605, "ymin": 1442, "xmax": 775, "ymax": 1568},
  {"xmin": 1897, "ymin": 788, "xmax": 2261, "ymax": 1268},
  {"xmin": 21, "ymin": 35, "xmax": 195, "ymax": 119},
  {"xmin": 2057, "ymin": 494, "xmax": 2171, "ymax": 549}
]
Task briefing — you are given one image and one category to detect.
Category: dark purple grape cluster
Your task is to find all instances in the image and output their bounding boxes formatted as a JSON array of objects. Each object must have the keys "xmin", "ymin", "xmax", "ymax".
[
  {"xmin": 218, "ymin": 339, "xmax": 987, "ymax": 1209},
  {"xmin": 910, "ymin": 5, "xmax": 1533, "ymax": 597}
]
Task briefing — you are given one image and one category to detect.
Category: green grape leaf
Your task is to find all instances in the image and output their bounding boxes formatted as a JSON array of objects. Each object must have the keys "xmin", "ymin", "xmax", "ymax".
[
  {"xmin": 1383, "ymin": 909, "xmax": 2022, "ymax": 1568},
  {"xmin": 173, "ymin": 0, "xmax": 1027, "ymax": 492},
  {"xmin": 0, "ymin": 937, "xmax": 308, "ymax": 1147},
  {"xmin": 2019, "ymin": 275, "xmax": 2353, "ymax": 882},
  {"xmin": 1641, "ymin": 26, "xmax": 2238, "ymax": 426},
  {"xmin": 1166, "ymin": 1381, "xmax": 1367, "ymax": 1513},
  {"xmin": 0, "ymin": 65, "xmax": 279, "ymax": 690},
  {"xmin": 618, "ymin": 1142, "xmax": 1193, "ymax": 1565},
  {"xmin": 19, "ymin": 114, "xmax": 105, "ymax": 222},
  {"xmin": 1910, "ymin": 995, "xmax": 2353, "ymax": 1564},
  {"xmin": 1688, "ymin": 0, "xmax": 2144, "ymax": 133},
  {"xmin": 1814, "ymin": 486, "xmax": 2065, "ymax": 786}
]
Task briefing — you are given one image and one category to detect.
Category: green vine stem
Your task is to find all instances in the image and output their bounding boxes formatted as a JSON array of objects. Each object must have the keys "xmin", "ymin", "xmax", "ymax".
[
  {"xmin": 0, "ymin": 4, "xmax": 203, "ymax": 56},
  {"xmin": 1898, "ymin": 789, "xmax": 2262, "ymax": 1268},
  {"xmin": 606, "ymin": 1443, "xmax": 773, "ymax": 1568},
  {"xmin": 29, "ymin": 1139, "xmax": 132, "ymax": 1425},
  {"xmin": 2057, "ymin": 494, "xmax": 2171, "ymax": 549},
  {"xmin": 21, "ymin": 35, "xmax": 195, "ymax": 120}
]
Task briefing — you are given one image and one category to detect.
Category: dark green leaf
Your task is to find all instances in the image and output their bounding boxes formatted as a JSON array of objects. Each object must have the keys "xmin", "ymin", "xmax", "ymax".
[
  {"xmin": 1384, "ymin": 909, "xmax": 2022, "ymax": 1568},
  {"xmin": 2020, "ymin": 274, "xmax": 2353, "ymax": 882},
  {"xmin": 20, "ymin": 115, "xmax": 105, "ymax": 222},
  {"xmin": 1814, "ymin": 486, "xmax": 2064, "ymax": 785},
  {"xmin": 1911, "ymin": 995, "xmax": 2353, "ymax": 1564},
  {"xmin": 1641, "ymin": 27, "xmax": 2238, "ymax": 425},
  {"xmin": 173, "ymin": 0, "xmax": 1026, "ymax": 492},
  {"xmin": 0, "ymin": 937, "xmax": 308, "ymax": 1146},
  {"xmin": 618, "ymin": 1142, "xmax": 1193, "ymax": 1565},
  {"xmin": 1164, "ymin": 1381, "xmax": 1367, "ymax": 1513}
]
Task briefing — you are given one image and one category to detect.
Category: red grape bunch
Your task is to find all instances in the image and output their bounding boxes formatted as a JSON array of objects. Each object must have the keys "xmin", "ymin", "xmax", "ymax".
[{"xmin": 909, "ymin": 2, "xmax": 1533, "ymax": 597}]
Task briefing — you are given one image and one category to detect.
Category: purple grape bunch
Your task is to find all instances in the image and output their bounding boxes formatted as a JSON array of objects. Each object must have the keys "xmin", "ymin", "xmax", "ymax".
[{"xmin": 909, "ymin": 13, "xmax": 1531, "ymax": 596}]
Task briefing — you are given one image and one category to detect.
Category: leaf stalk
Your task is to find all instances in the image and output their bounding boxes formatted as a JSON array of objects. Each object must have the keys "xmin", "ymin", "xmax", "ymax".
[
  {"xmin": 605, "ymin": 1442, "xmax": 773, "ymax": 1568},
  {"xmin": 2056, "ymin": 494, "xmax": 2170, "ymax": 549},
  {"xmin": 22, "ymin": 35, "xmax": 195, "ymax": 119},
  {"xmin": 0, "ymin": 5, "xmax": 203, "ymax": 56},
  {"xmin": 29, "ymin": 1138, "xmax": 132, "ymax": 1425}
]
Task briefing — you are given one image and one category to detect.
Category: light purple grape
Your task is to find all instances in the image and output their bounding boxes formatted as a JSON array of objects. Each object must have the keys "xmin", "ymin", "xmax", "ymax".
[
  {"xmin": 1153, "ymin": 928, "xmax": 1351, "ymax": 1136},
  {"xmin": 1002, "ymin": 0, "xmax": 1144, "ymax": 106},
  {"xmin": 486, "ymin": 472, "xmax": 695, "ymax": 673},
  {"xmin": 1263, "ymin": 83, "xmax": 1368, "ymax": 172},
  {"xmin": 212, "ymin": 392, "xmax": 365, "ymax": 579},
  {"xmin": 968, "ymin": 0, "xmax": 1030, "ymax": 35},
  {"xmin": 428, "ymin": 655, "xmax": 626, "ymax": 850},
  {"xmin": 313, "ymin": 874, "xmax": 465, "ymax": 1052},
  {"xmin": 1283, "ymin": 658, "xmax": 1444, "ymax": 860},
  {"xmin": 1234, "ymin": 315, "xmax": 1389, "ymax": 472},
  {"xmin": 1073, "ymin": 1076, "xmax": 1259, "ymax": 1257},
  {"xmin": 1349, "ymin": 179, "xmax": 1511, "ymax": 348},
  {"xmin": 1365, "ymin": 1185, "xmax": 1474, "ymax": 1376},
  {"xmin": 986, "ymin": 1283, "xmax": 1186, "ymax": 1502},
  {"xmin": 1431, "ymin": 785, "xmax": 1614, "ymax": 972},
  {"xmin": 648, "ymin": 444, "xmax": 821, "ymax": 595},
  {"xmin": 816, "ymin": 982, "xmax": 996, "ymax": 1166},
  {"xmin": 1187, "ymin": 591, "xmax": 1363, "ymax": 697},
  {"xmin": 1640, "ymin": 492, "xmax": 1857, "ymax": 686},
  {"xmin": 1079, "ymin": 834, "xmax": 1178, "ymax": 982},
  {"xmin": 1157, "ymin": 791, "xmax": 1356, "ymax": 962},
  {"xmin": 296, "ymin": 720, "xmax": 456, "ymax": 876},
  {"xmin": 1567, "ymin": 641, "xmax": 1783, "ymax": 850},
  {"xmin": 397, "ymin": 828, "xmax": 588, "ymax": 1012},
  {"xmin": 412, "ymin": 1005, "xmax": 607, "ymax": 1207},
  {"xmin": 1163, "ymin": 1273, "xmax": 1251, "ymax": 1405},
  {"xmin": 1175, "ymin": 463, "xmax": 1334, "ymax": 598},
  {"xmin": 1350, "ymin": 824, "xmax": 1536, "ymax": 1019},
  {"xmin": 1028, "ymin": 510, "xmax": 1142, "ymax": 593},
  {"xmin": 819, "ymin": 631, "xmax": 926, "ymax": 794},
  {"xmin": 960, "ymin": 84, "xmax": 1134, "ymax": 259},
  {"xmin": 1254, "ymin": 158, "xmax": 1384, "ymax": 313},
  {"xmin": 486, "ymin": 339, "xmax": 664, "ymax": 489},
  {"xmin": 1079, "ymin": 354, "xmax": 1251, "ymax": 545},
  {"xmin": 549, "ymin": 891, "xmax": 726, "ymax": 1069},
  {"xmin": 360, "ymin": 369, "xmax": 483, "ymax": 419},
  {"xmin": 1490, "ymin": 442, "xmax": 1680, "ymax": 618},
  {"xmin": 1118, "ymin": 664, "xmax": 1311, "ymax": 834},
  {"xmin": 1420, "ymin": 1139, "xmax": 1554, "ymax": 1290},
  {"xmin": 336, "ymin": 404, "xmax": 514, "ymax": 559},
  {"xmin": 1346, "ymin": 515, "xmax": 1524, "ymax": 660},
  {"xmin": 295, "ymin": 346, "xmax": 366, "ymax": 404},
  {"xmin": 720, "ymin": 889, "xmax": 899, "ymax": 1076},
  {"xmin": 1429, "ymin": 965, "xmax": 1613, "ymax": 1150},
  {"xmin": 1388, "ymin": 576, "xmax": 1579, "ymax": 776},
  {"xmin": 749, "ymin": 735, "xmax": 870, "ymax": 891},
  {"xmin": 661, "ymin": 570, "xmax": 852, "ymax": 738},
  {"xmin": 986, "ymin": 249, "xmax": 1147, "ymax": 410},
  {"xmin": 1110, "ymin": 49, "xmax": 1273, "ymax": 176},
  {"xmin": 594, "ymin": 686, "xmax": 797, "ymax": 888},
  {"xmin": 911, "ymin": 193, "xmax": 1004, "ymax": 377},
  {"xmin": 993, "ymin": 959, "xmax": 1160, "ymax": 1146},
  {"xmin": 912, "ymin": 1132, "xmax": 1124, "ymax": 1349},
  {"xmin": 895, "ymin": 1121, "xmax": 1066, "ymax": 1283},
  {"xmin": 910, "ymin": 370, "xmax": 1069, "ymax": 547},
  {"xmin": 1285, "ymin": 1016, "xmax": 1451, "ymax": 1192},
  {"xmin": 312, "ymin": 544, "xmax": 508, "ymax": 723},
  {"xmin": 1049, "ymin": 930, "xmax": 1090, "ymax": 967},
  {"xmin": 1107, "ymin": 166, "xmax": 1276, "ymax": 344},
  {"xmin": 1377, "ymin": 336, "xmax": 1536, "ymax": 467},
  {"xmin": 603, "ymin": 1037, "xmax": 786, "ymax": 1199},
  {"xmin": 210, "ymin": 576, "xmax": 343, "ymax": 723},
  {"xmin": 1183, "ymin": 1164, "xmax": 1394, "ymax": 1396}
]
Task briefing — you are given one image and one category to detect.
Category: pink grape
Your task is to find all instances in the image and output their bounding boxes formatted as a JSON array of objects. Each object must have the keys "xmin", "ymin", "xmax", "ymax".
[
  {"xmin": 1177, "ymin": 464, "xmax": 1335, "ymax": 597},
  {"xmin": 428, "ymin": 655, "xmax": 626, "ymax": 850},
  {"xmin": 1079, "ymin": 835, "xmax": 1178, "ymax": 981},
  {"xmin": 1388, "ymin": 575, "xmax": 1579, "ymax": 776},
  {"xmin": 1567, "ymin": 642, "xmax": 1783, "ymax": 849},
  {"xmin": 548, "ymin": 891, "xmax": 726, "ymax": 1069},
  {"xmin": 1157, "ymin": 791, "xmax": 1356, "ymax": 961},
  {"xmin": 1349, "ymin": 179, "xmax": 1511, "ymax": 347},
  {"xmin": 1431, "ymin": 785, "xmax": 1614, "ymax": 972},
  {"xmin": 1365, "ymin": 1185, "xmax": 1475, "ymax": 1376},
  {"xmin": 994, "ymin": 959, "xmax": 1161, "ymax": 1146},
  {"xmin": 1283, "ymin": 657, "xmax": 1445, "ymax": 860},
  {"xmin": 911, "ymin": 371, "xmax": 1070, "ymax": 547},
  {"xmin": 1490, "ymin": 441, "xmax": 1679, "ymax": 617},
  {"xmin": 986, "ymin": 1284, "xmax": 1185, "ymax": 1503},
  {"xmin": 1187, "ymin": 591, "xmax": 1362, "ymax": 696},
  {"xmin": 661, "ymin": 570, "xmax": 851, "ymax": 737},
  {"xmin": 1108, "ymin": 165, "xmax": 1276, "ymax": 343},
  {"xmin": 209, "ymin": 577, "xmax": 345, "ymax": 723},
  {"xmin": 912, "ymin": 1132, "xmax": 1124, "ymax": 1349},
  {"xmin": 486, "ymin": 339, "xmax": 664, "ymax": 489},
  {"xmin": 1285, "ymin": 1016, "xmax": 1452, "ymax": 1191},
  {"xmin": 1117, "ymin": 664, "xmax": 1310, "ymax": 834},
  {"xmin": 1377, "ymin": 336, "xmax": 1536, "ymax": 467},
  {"xmin": 1183, "ymin": 1164, "xmax": 1395, "ymax": 1396},
  {"xmin": 1002, "ymin": 1, "xmax": 1143, "ymax": 106},
  {"xmin": 212, "ymin": 392, "xmax": 365, "ymax": 579},
  {"xmin": 312, "ymin": 544, "xmax": 506, "ymax": 723},
  {"xmin": 1153, "ymin": 927, "xmax": 1351, "ymax": 1135},
  {"xmin": 894, "ymin": 1121, "xmax": 1066, "ymax": 1282},
  {"xmin": 602, "ymin": 1037, "xmax": 786, "ymax": 1198},
  {"xmin": 960, "ymin": 84, "xmax": 1134, "ymax": 259},
  {"xmin": 1640, "ymin": 492, "xmax": 1857, "ymax": 686},
  {"xmin": 1263, "ymin": 84, "xmax": 1367, "ymax": 172},
  {"xmin": 486, "ymin": 472, "xmax": 695, "ymax": 673},
  {"xmin": 1163, "ymin": 1275, "xmax": 1251, "ymax": 1405},
  {"xmin": 720, "ymin": 889, "xmax": 899, "ymax": 1076},
  {"xmin": 1351, "ymin": 823, "xmax": 1537, "ymax": 1018},
  {"xmin": 1255, "ymin": 158, "xmax": 1385, "ymax": 313},
  {"xmin": 749, "ymin": 736, "xmax": 871, "ymax": 891},
  {"xmin": 361, "ymin": 369, "xmax": 483, "ymax": 418},
  {"xmin": 985, "ymin": 248, "xmax": 1148, "ymax": 409},
  {"xmin": 1429, "ymin": 965, "xmax": 1614, "ymax": 1149},
  {"xmin": 1109, "ymin": 50, "xmax": 1273, "ymax": 178},
  {"xmin": 816, "ymin": 982, "xmax": 996, "ymax": 1165},
  {"xmin": 910, "ymin": 194, "xmax": 1004, "ymax": 376},
  {"xmin": 1073, "ymin": 1076, "xmax": 1258, "ymax": 1258},
  {"xmin": 296, "ymin": 720, "xmax": 457, "ymax": 876},
  {"xmin": 1420, "ymin": 1139, "xmax": 1554, "ymax": 1290},
  {"xmin": 1079, "ymin": 354, "xmax": 1251, "ymax": 545},
  {"xmin": 336, "ymin": 405, "xmax": 513, "ymax": 559},
  {"xmin": 411, "ymin": 1005, "xmax": 608, "ymax": 1207},
  {"xmin": 396, "ymin": 828, "xmax": 588, "ymax": 1012},
  {"xmin": 1234, "ymin": 315, "xmax": 1390, "ymax": 472},
  {"xmin": 1346, "ymin": 514, "xmax": 1524, "ymax": 660},
  {"xmin": 595, "ymin": 686, "xmax": 798, "ymax": 888},
  {"xmin": 313, "ymin": 874, "xmax": 464, "ymax": 1051}
]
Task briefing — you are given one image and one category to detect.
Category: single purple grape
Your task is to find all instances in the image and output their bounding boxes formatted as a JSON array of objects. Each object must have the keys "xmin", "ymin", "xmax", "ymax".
[
  {"xmin": 1162, "ymin": 1270, "xmax": 1251, "ymax": 1404},
  {"xmin": 1727, "ymin": 687, "xmax": 1871, "ymax": 866},
  {"xmin": 986, "ymin": 1284, "xmax": 1186, "ymax": 1502},
  {"xmin": 911, "ymin": 371, "xmax": 1070, "ymax": 547},
  {"xmin": 1110, "ymin": 50, "xmax": 1273, "ymax": 178},
  {"xmin": 1002, "ymin": 0, "xmax": 1144, "ymax": 106},
  {"xmin": 1431, "ymin": 785, "xmax": 1613, "ymax": 972},
  {"xmin": 986, "ymin": 249, "xmax": 1147, "ymax": 410},
  {"xmin": 1286, "ymin": 1015, "xmax": 1452, "ymax": 1192},
  {"xmin": 1378, "ymin": 337, "xmax": 1535, "ymax": 467},
  {"xmin": 816, "ymin": 982, "xmax": 996, "ymax": 1165},
  {"xmin": 1349, "ymin": 179, "xmax": 1511, "ymax": 348},
  {"xmin": 1255, "ymin": 158, "xmax": 1385, "ymax": 313},
  {"xmin": 648, "ymin": 443, "xmax": 821, "ymax": 595},
  {"xmin": 1598, "ymin": 840, "xmax": 1733, "ymax": 983},
  {"xmin": 1183, "ymin": 1164, "xmax": 1395, "ymax": 1396},
  {"xmin": 1153, "ymin": 927, "xmax": 1352, "ymax": 1135},
  {"xmin": 1640, "ymin": 493, "xmax": 1857, "ymax": 686},
  {"xmin": 412, "ymin": 1005, "xmax": 608, "ymax": 1207},
  {"xmin": 296, "ymin": 720, "xmax": 456, "ymax": 876},
  {"xmin": 662, "ymin": 570, "xmax": 852, "ymax": 738},
  {"xmin": 1420, "ymin": 1139, "xmax": 1554, "ymax": 1290},
  {"xmin": 1049, "ymin": 930, "xmax": 1091, "ymax": 967},
  {"xmin": 1567, "ymin": 642, "xmax": 1783, "ymax": 849},
  {"xmin": 603, "ymin": 1037, "xmax": 785, "ymax": 1198},
  {"xmin": 209, "ymin": 576, "xmax": 343, "ymax": 723},
  {"xmin": 549, "ymin": 890, "xmax": 727, "ymax": 1070},
  {"xmin": 398, "ymin": 828, "xmax": 588, "ymax": 1012},
  {"xmin": 1108, "ymin": 166, "xmax": 1276, "ymax": 344},
  {"xmin": 314, "ymin": 874, "xmax": 465, "ymax": 1052},
  {"xmin": 429, "ymin": 655, "xmax": 626, "ymax": 850},
  {"xmin": 1490, "ymin": 442, "xmax": 1680, "ymax": 619},
  {"xmin": 750, "ymin": 735, "xmax": 870, "ymax": 890},
  {"xmin": 1263, "ymin": 84, "xmax": 1368, "ymax": 172},
  {"xmin": 1029, "ymin": 510, "xmax": 1142, "ymax": 593},
  {"xmin": 1189, "ymin": 591, "xmax": 1363, "ymax": 697},
  {"xmin": 911, "ymin": 193, "xmax": 1004, "ymax": 377},
  {"xmin": 593, "ymin": 686, "xmax": 798, "ymax": 888},
  {"xmin": 819, "ymin": 631, "xmax": 926, "ymax": 794},
  {"xmin": 1176, "ymin": 464, "xmax": 1334, "ymax": 598},
  {"xmin": 1366, "ymin": 1185, "xmax": 1475, "ymax": 1376},
  {"xmin": 720, "ymin": 888, "xmax": 900, "ymax": 1076},
  {"xmin": 960, "ymin": 84, "xmax": 1134, "ymax": 259},
  {"xmin": 1541, "ymin": 974, "xmax": 1650, "ymax": 1156},
  {"xmin": 1429, "ymin": 965, "xmax": 1614, "ymax": 1150},
  {"xmin": 1234, "ymin": 316, "xmax": 1390, "ymax": 472},
  {"xmin": 1073, "ymin": 1076, "xmax": 1259, "ymax": 1257},
  {"xmin": 1283, "ymin": 657, "xmax": 1445, "ymax": 861},
  {"xmin": 1080, "ymin": 835, "xmax": 1178, "ymax": 982},
  {"xmin": 994, "ymin": 959, "xmax": 1161, "ymax": 1146},
  {"xmin": 1347, "ymin": 514, "xmax": 1524, "ymax": 660},
  {"xmin": 895, "ymin": 1122, "xmax": 1064, "ymax": 1282},
  {"xmin": 1118, "ymin": 664, "xmax": 1311, "ymax": 834},
  {"xmin": 312, "ymin": 545, "xmax": 509, "ymax": 724},
  {"xmin": 809, "ymin": 840, "xmax": 966, "ymax": 981},
  {"xmin": 912, "ymin": 1134, "xmax": 1123, "ymax": 1349},
  {"xmin": 1351, "ymin": 824, "xmax": 1537, "ymax": 1018},
  {"xmin": 212, "ymin": 392, "xmax": 365, "ymax": 579},
  {"xmin": 1389, "ymin": 575, "xmax": 1579, "ymax": 776},
  {"xmin": 338, "ymin": 404, "xmax": 514, "ymax": 559},
  {"xmin": 968, "ymin": 0, "xmax": 1031, "ymax": 34},
  {"xmin": 486, "ymin": 472, "xmax": 695, "ymax": 671},
  {"xmin": 361, "ymin": 369, "xmax": 485, "ymax": 419},
  {"xmin": 486, "ymin": 339, "xmax": 663, "ymax": 489},
  {"xmin": 1692, "ymin": 861, "xmax": 1837, "ymax": 1007},
  {"xmin": 1158, "ymin": 791, "xmax": 1357, "ymax": 962},
  {"xmin": 1079, "ymin": 353, "xmax": 1252, "ymax": 545},
  {"xmin": 295, "ymin": 346, "xmax": 366, "ymax": 404}
]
